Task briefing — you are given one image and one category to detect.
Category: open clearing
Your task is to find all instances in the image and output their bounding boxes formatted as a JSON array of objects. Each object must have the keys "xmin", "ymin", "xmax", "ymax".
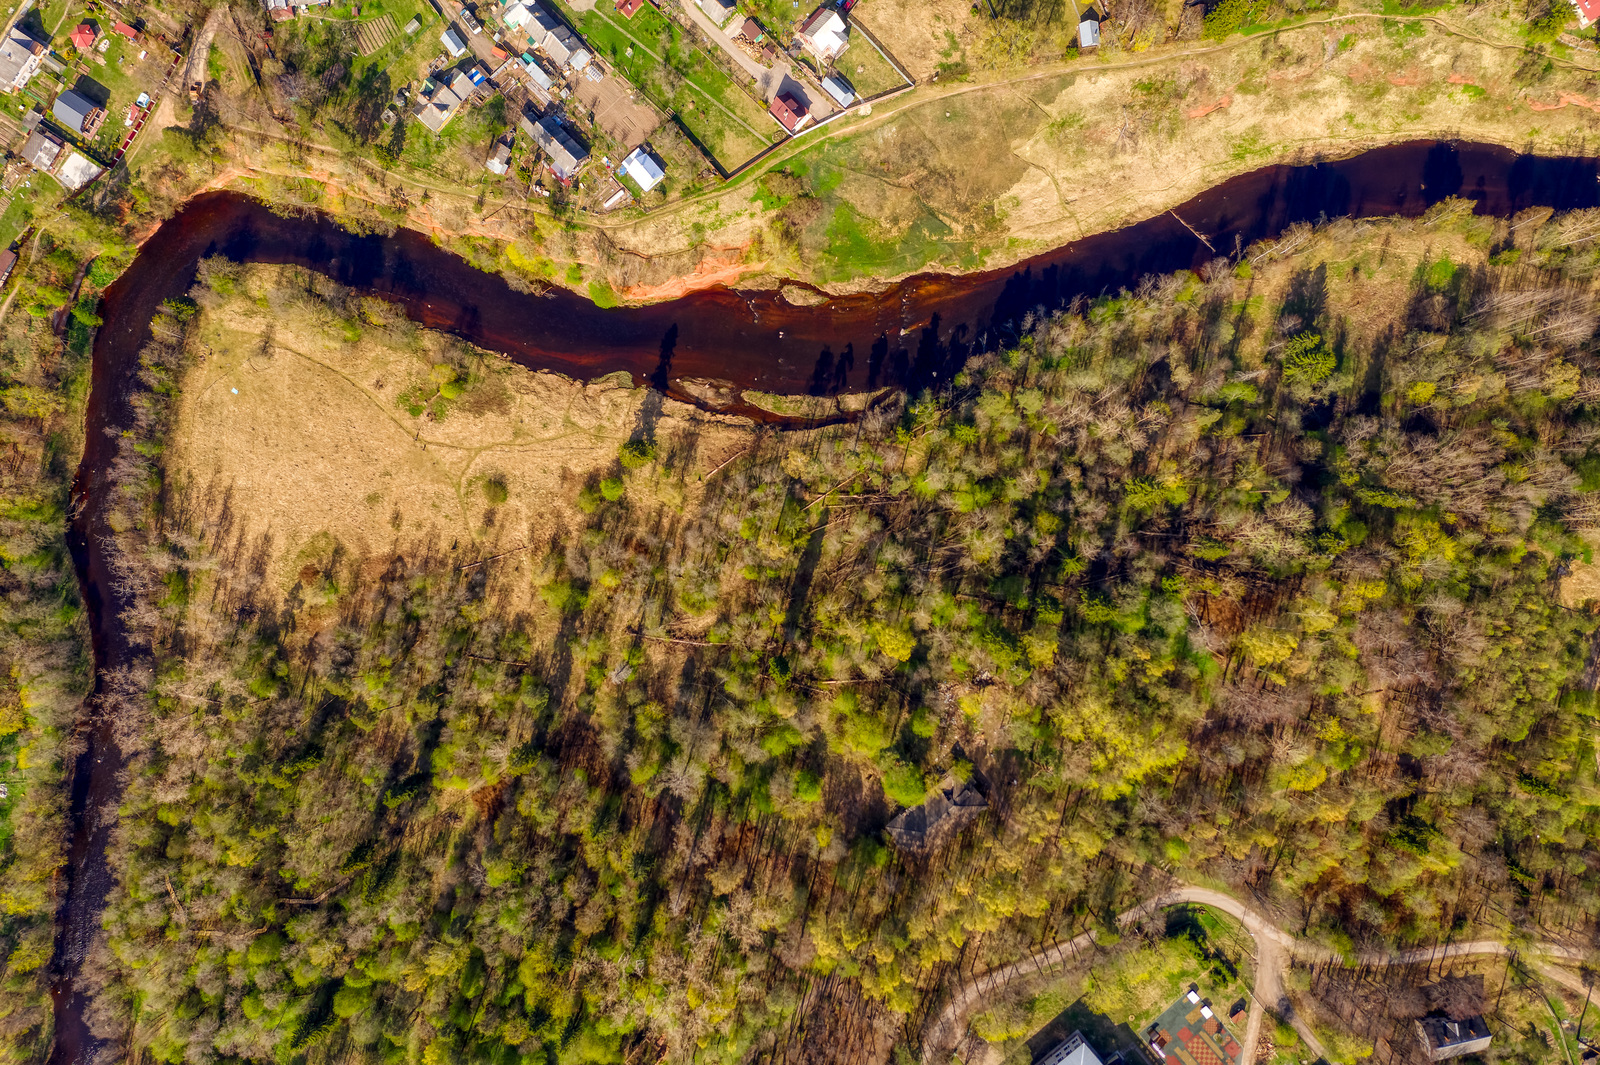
[{"xmin": 171, "ymin": 263, "xmax": 757, "ymax": 603}]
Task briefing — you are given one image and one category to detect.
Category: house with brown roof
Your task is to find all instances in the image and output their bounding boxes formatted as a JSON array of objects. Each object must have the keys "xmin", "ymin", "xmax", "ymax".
[{"xmin": 20, "ymin": 128, "xmax": 64, "ymax": 171}]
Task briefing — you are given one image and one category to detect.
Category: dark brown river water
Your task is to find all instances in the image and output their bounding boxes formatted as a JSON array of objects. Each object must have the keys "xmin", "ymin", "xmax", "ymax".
[{"xmin": 47, "ymin": 139, "xmax": 1600, "ymax": 1063}]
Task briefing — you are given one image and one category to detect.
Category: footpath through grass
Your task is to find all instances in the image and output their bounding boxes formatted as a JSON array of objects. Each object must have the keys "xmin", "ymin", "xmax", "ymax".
[{"xmin": 553, "ymin": 0, "xmax": 779, "ymax": 170}]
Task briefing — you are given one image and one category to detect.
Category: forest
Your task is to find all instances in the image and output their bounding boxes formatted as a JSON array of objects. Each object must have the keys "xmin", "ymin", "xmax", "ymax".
[{"xmin": 8, "ymin": 200, "xmax": 1600, "ymax": 1065}]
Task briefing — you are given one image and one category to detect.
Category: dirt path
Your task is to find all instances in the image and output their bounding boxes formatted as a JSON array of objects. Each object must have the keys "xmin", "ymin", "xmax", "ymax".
[
  {"xmin": 184, "ymin": 5, "xmax": 229, "ymax": 92},
  {"xmin": 921, "ymin": 882, "xmax": 1591, "ymax": 1065}
]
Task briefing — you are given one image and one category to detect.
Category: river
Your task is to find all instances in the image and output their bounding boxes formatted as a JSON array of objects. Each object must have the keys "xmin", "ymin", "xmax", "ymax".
[{"xmin": 45, "ymin": 138, "xmax": 1600, "ymax": 1064}]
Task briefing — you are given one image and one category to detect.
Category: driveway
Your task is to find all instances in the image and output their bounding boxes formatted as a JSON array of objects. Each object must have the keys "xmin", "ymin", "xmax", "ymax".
[{"xmin": 676, "ymin": 0, "xmax": 791, "ymax": 102}]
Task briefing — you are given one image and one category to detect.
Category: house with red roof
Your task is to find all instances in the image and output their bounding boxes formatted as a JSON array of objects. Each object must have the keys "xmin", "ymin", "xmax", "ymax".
[
  {"xmin": 769, "ymin": 90, "xmax": 810, "ymax": 134},
  {"xmin": 615, "ymin": 0, "xmax": 645, "ymax": 17},
  {"xmin": 113, "ymin": 21, "xmax": 140, "ymax": 40},
  {"xmin": 1570, "ymin": 0, "xmax": 1600, "ymax": 27},
  {"xmin": 67, "ymin": 22, "xmax": 97, "ymax": 50}
]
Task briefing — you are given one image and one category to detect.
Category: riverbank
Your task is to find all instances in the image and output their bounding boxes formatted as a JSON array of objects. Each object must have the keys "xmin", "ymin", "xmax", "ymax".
[
  {"xmin": 55, "ymin": 190, "xmax": 1600, "ymax": 1065},
  {"xmin": 134, "ymin": 8, "xmax": 1600, "ymax": 304}
]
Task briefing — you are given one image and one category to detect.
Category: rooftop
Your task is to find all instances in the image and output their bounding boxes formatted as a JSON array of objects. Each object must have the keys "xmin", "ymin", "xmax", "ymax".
[
  {"xmin": 769, "ymin": 90, "xmax": 808, "ymax": 133},
  {"xmin": 1037, "ymin": 1031, "xmax": 1105, "ymax": 1065},
  {"xmin": 885, "ymin": 771, "xmax": 987, "ymax": 853},
  {"xmin": 619, "ymin": 145, "xmax": 664, "ymax": 191},
  {"xmin": 20, "ymin": 128, "xmax": 63, "ymax": 170},
  {"xmin": 523, "ymin": 114, "xmax": 587, "ymax": 180},
  {"xmin": 797, "ymin": 6, "xmax": 848, "ymax": 60},
  {"xmin": 0, "ymin": 25, "xmax": 46, "ymax": 89},
  {"xmin": 52, "ymin": 89, "xmax": 99, "ymax": 133},
  {"xmin": 1417, "ymin": 1013, "xmax": 1491, "ymax": 1055}
]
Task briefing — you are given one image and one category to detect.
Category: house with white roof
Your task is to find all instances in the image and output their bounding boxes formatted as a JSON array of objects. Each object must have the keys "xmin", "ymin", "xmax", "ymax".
[
  {"xmin": 0, "ymin": 25, "xmax": 46, "ymax": 91},
  {"xmin": 796, "ymin": 6, "xmax": 848, "ymax": 63},
  {"xmin": 698, "ymin": 0, "xmax": 738, "ymax": 26},
  {"xmin": 1036, "ymin": 1031, "xmax": 1104, "ymax": 1065},
  {"xmin": 820, "ymin": 73, "xmax": 854, "ymax": 107},
  {"xmin": 441, "ymin": 25, "xmax": 469, "ymax": 57},
  {"xmin": 619, "ymin": 145, "xmax": 664, "ymax": 192}
]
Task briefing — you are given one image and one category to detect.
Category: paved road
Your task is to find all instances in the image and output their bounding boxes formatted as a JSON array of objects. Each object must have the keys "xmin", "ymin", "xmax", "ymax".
[{"xmin": 922, "ymin": 883, "xmax": 1594, "ymax": 1065}]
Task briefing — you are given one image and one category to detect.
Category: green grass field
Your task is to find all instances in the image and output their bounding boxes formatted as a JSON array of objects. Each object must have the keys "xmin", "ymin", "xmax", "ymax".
[
  {"xmin": 551, "ymin": 0, "xmax": 779, "ymax": 170},
  {"xmin": 839, "ymin": 34, "xmax": 907, "ymax": 97},
  {"xmin": 349, "ymin": 0, "xmax": 437, "ymax": 76}
]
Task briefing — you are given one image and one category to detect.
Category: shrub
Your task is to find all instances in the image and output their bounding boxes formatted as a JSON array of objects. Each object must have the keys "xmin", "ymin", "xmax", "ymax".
[{"xmin": 1202, "ymin": 0, "xmax": 1268, "ymax": 38}]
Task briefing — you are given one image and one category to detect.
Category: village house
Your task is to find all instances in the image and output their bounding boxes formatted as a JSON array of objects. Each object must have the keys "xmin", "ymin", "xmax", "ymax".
[
  {"xmin": 614, "ymin": 0, "xmax": 645, "ymax": 17},
  {"xmin": 20, "ymin": 127, "xmax": 64, "ymax": 172},
  {"xmin": 1078, "ymin": 8, "xmax": 1101, "ymax": 47},
  {"xmin": 796, "ymin": 5, "xmax": 848, "ymax": 64},
  {"xmin": 413, "ymin": 69, "xmax": 476, "ymax": 132},
  {"xmin": 538, "ymin": 23, "xmax": 591, "ymax": 70},
  {"xmin": 1036, "ymin": 1031, "xmax": 1105, "ymax": 1065},
  {"xmin": 698, "ymin": 0, "xmax": 738, "ymax": 26},
  {"xmin": 441, "ymin": 25, "xmax": 470, "ymax": 57},
  {"xmin": 1415, "ymin": 1014, "xmax": 1492, "ymax": 1061},
  {"xmin": 619, "ymin": 145, "xmax": 664, "ymax": 192},
  {"xmin": 0, "ymin": 25, "xmax": 47, "ymax": 92},
  {"xmin": 768, "ymin": 90, "xmax": 811, "ymax": 134},
  {"xmin": 885, "ymin": 771, "xmax": 988, "ymax": 854},
  {"xmin": 1569, "ymin": 0, "xmax": 1600, "ymax": 27},
  {"xmin": 68, "ymin": 22, "xmax": 98, "ymax": 51},
  {"xmin": 113, "ymin": 21, "xmax": 139, "ymax": 41},
  {"xmin": 521, "ymin": 113, "xmax": 586, "ymax": 181},
  {"xmin": 52, "ymin": 89, "xmax": 103, "ymax": 137},
  {"xmin": 820, "ymin": 73, "xmax": 854, "ymax": 107},
  {"xmin": 485, "ymin": 138, "xmax": 512, "ymax": 174}
]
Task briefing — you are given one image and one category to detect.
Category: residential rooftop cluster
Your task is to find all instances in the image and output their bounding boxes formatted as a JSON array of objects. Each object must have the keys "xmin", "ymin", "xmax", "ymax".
[{"xmin": 0, "ymin": 8, "xmax": 167, "ymax": 214}]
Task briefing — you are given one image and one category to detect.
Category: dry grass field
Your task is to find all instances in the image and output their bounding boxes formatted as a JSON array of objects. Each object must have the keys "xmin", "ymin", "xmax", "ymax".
[{"xmin": 170, "ymin": 263, "xmax": 758, "ymax": 605}]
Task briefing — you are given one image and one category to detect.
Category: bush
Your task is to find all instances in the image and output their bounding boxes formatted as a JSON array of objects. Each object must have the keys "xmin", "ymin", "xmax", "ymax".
[{"xmin": 1202, "ymin": 0, "xmax": 1268, "ymax": 38}]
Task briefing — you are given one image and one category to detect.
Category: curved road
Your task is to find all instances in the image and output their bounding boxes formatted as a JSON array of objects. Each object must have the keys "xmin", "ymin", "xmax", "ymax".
[{"xmin": 923, "ymin": 884, "xmax": 1593, "ymax": 1065}]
